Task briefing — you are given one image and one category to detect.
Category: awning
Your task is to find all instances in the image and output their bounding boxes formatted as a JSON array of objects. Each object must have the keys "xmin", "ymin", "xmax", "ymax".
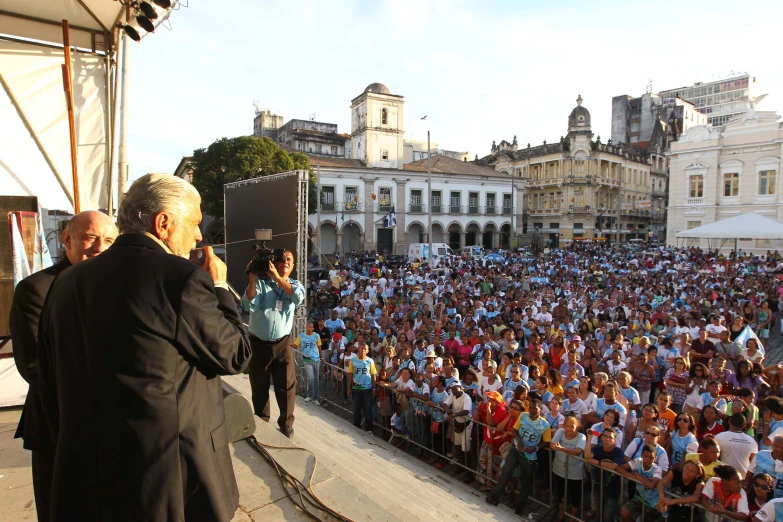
[{"xmin": 676, "ymin": 212, "xmax": 783, "ymax": 239}]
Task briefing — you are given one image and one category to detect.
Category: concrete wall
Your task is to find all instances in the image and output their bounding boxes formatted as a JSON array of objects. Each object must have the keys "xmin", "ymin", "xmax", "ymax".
[{"xmin": 611, "ymin": 95, "xmax": 632, "ymax": 144}]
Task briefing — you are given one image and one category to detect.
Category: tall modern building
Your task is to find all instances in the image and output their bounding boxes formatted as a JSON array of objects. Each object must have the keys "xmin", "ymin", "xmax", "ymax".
[{"xmin": 658, "ymin": 74, "xmax": 756, "ymax": 127}]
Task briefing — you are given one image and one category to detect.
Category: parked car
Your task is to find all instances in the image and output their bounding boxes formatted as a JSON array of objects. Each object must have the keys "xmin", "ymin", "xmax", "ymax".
[{"xmin": 385, "ymin": 254, "xmax": 404, "ymax": 268}]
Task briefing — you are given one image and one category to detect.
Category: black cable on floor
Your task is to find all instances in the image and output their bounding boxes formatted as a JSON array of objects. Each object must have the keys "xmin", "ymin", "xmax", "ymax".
[{"xmin": 245, "ymin": 435, "xmax": 355, "ymax": 522}]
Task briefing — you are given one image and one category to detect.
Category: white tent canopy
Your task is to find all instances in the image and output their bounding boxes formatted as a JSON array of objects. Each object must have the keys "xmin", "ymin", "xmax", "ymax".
[
  {"xmin": 0, "ymin": 0, "xmax": 122, "ymax": 53},
  {"xmin": 0, "ymin": 1, "xmax": 181, "ymax": 213},
  {"xmin": 676, "ymin": 212, "xmax": 783, "ymax": 239}
]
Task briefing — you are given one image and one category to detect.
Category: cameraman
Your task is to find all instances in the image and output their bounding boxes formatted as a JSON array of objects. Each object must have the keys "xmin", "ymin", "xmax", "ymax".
[{"xmin": 243, "ymin": 250, "xmax": 305, "ymax": 438}]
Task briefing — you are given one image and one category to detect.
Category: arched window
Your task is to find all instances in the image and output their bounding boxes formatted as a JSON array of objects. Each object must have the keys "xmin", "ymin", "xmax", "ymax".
[{"xmin": 381, "ymin": 108, "xmax": 388, "ymax": 125}]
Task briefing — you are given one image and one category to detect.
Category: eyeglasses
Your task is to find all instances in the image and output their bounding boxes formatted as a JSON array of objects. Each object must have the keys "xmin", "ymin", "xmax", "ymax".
[
  {"xmin": 753, "ymin": 483, "xmax": 772, "ymax": 491},
  {"xmin": 512, "ymin": 371, "xmax": 520, "ymax": 374},
  {"xmin": 677, "ymin": 418, "xmax": 690, "ymax": 423},
  {"xmin": 645, "ymin": 432, "xmax": 660, "ymax": 437}
]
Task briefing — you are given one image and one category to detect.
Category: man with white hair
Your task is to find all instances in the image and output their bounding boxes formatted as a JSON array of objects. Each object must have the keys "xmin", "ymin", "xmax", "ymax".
[
  {"xmin": 10, "ymin": 209, "xmax": 117, "ymax": 522},
  {"xmin": 37, "ymin": 173, "xmax": 252, "ymax": 522}
]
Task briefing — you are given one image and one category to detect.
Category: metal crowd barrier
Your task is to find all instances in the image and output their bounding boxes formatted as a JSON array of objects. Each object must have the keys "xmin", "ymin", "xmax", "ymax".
[{"xmin": 292, "ymin": 348, "xmax": 710, "ymax": 521}]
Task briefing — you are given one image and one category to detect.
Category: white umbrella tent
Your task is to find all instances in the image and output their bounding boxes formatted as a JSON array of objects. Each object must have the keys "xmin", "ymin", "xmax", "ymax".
[{"xmin": 676, "ymin": 212, "xmax": 783, "ymax": 252}]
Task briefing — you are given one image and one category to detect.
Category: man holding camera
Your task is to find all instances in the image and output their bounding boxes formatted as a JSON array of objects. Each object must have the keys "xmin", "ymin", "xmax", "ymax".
[{"xmin": 243, "ymin": 250, "xmax": 305, "ymax": 438}]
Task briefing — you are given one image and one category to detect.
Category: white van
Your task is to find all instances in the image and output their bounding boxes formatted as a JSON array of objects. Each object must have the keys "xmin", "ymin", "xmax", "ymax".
[
  {"xmin": 628, "ymin": 238, "xmax": 646, "ymax": 247},
  {"xmin": 460, "ymin": 245, "xmax": 484, "ymax": 261},
  {"xmin": 407, "ymin": 243, "xmax": 454, "ymax": 266}
]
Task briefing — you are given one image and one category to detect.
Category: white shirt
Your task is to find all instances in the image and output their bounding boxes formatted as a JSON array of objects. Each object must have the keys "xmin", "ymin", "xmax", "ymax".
[
  {"xmin": 562, "ymin": 398, "xmax": 589, "ymax": 421},
  {"xmin": 479, "ymin": 376, "xmax": 503, "ymax": 400},
  {"xmin": 443, "ymin": 392, "xmax": 473, "ymax": 422},
  {"xmin": 535, "ymin": 312, "xmax": 553, "ymax": 331},
  {"xmin": 705, "ymin": 324, "xmax": 726, "ymax": 338},
  {"xmin": 714, "ymin": 430, "xmax": 758, "ymax": 476},
  {"xmin": 702, "ymin": 478, "xmax": 749, "ymax": 520},
  {"xmin": 754, "ymin": 498, "xmax": 783, "ymax": 521}
]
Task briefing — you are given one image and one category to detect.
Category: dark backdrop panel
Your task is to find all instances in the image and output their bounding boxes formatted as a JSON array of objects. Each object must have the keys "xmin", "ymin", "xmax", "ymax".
[{"xmin": 224, "ymin": 175, "xmax": 299, "ymax": 293}]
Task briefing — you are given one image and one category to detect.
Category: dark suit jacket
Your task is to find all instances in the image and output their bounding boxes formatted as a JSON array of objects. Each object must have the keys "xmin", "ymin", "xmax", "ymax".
[
  {"xmin": 9, "ymin": 258, "xmax": 71, "ymax": 451},
  {"xmin": 38, "ymin": 233, "xmax": 252, "ymax": 522}
]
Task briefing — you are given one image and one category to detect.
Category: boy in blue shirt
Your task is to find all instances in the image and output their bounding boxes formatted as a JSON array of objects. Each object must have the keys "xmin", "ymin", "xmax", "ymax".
[
  {"xmin": 486, "ymin": 399, "xmax": 551, "ymax": 515},
  {"xmin": 618, "ymin": 446, "xmax": 662, "ymax": 522},
  {"xmin": 347, "ymin": 342, "xmax": 377, "ymax": 433}
]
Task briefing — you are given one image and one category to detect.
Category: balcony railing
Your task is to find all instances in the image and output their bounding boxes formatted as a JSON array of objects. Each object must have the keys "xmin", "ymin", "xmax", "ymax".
[
  {"xmin": 321, "ymin": 201, "xmax": 335, "ymax": 211},
  {"xmin": 449, "ymin": 205, "xmax": 462, "ymax": 214},
  {"xmin": 502, "ymin": 207, "xmax": 512, "ymax": 215},
  {"xmin": 340, "ymin": 201, "xmax": 363, "ymax": 212},
  {"xmin": 485, "ymin": 205, "xmax": 496, "ymax": 215},
  {"xmin": 408, "ymin": 204, "xmax": 426, "ymax": 213},
  {"xmin": 431, "ymin": 204, "xmax": 443, "ymax": 214},
  {"xmin": 468, "ymin": 205, "xmax": 480, "ymax": 214},
  {"xmin": 529, "ymin": 206, "xmax": 563, "ymax": 215},
  {"xmin": 686, "ymin": 197, "xmax": 704, "ymax": 205}
]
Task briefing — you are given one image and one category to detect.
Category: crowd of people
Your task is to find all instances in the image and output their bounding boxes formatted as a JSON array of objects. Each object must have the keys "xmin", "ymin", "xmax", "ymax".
[{"xmin": 301, "ymin": 243, "xmax": 783, "ymax": 521}]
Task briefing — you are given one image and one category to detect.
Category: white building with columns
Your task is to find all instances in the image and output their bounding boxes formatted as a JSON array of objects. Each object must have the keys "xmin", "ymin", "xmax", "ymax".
[
  {"xmin": 306, "ymin": 83, "xmax": 524, "ymax": 255},
  {"xmin": 666, "ymin": 107, "xmax": 783, "ymax": 251}
]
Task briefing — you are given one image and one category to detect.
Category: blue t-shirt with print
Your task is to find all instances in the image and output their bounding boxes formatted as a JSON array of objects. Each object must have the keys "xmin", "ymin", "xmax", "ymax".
[
  {"xmin": 299, "ymin": 332, "xmax": 321, "ymax": 360},
  {"xmin": 513, "ymin": 413, "xmax": 551, "ymax": 461}
]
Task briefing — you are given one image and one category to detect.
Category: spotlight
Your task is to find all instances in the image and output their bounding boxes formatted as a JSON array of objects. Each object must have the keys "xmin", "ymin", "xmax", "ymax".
[
  {"xmin": 139, "ymin": 1, "xmax": 159, "ymax": 20},
  {"xmin": 123, "ymin": 24, "xmax": 141, "ymax": 42},
  {"xmin": 136, "ymin": 15, "xmax": 156, "ymax": 33},
  {"xmin": 152, "ymin": 0, "xmax": 172, "ymax": 8}
]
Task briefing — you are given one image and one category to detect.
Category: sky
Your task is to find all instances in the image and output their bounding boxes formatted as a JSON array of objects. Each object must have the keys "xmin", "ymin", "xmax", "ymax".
[{"xmin": 127, "ymin": 0, "xmax": 783, "ymax": 180}]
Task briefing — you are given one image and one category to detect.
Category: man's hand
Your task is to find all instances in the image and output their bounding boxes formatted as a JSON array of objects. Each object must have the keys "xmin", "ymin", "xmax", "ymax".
[
  {"xmin": 246, "ymin": 260, "xmax": 257, "ymax": 299},
  {"xmin": 203, "ymin": 246, "xmax": 227, "ymax": 283},
  {"xmin": 268, "ymin": 261, "xmax": 282, "ymax": 282}
]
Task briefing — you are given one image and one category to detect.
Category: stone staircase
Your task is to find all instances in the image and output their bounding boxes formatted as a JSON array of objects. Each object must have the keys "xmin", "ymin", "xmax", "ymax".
[{"xmin": 224, "ymin": 374, "xmax": 520, "ymax": 522}]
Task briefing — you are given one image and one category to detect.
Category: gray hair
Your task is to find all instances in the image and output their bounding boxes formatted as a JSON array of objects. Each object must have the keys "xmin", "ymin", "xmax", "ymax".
[{"xmin": 117, "ymin": 173, "xmax": 200, "ymax": 234}]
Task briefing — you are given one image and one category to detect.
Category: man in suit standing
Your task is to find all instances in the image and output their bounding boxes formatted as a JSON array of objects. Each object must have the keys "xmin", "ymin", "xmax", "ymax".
[
  {"xmin": 9, "ymin": 210, "xmax": 117, "ymax": 522},
  {"xmin": 37, "ymin": 173, "xmax": 252, "ymax": 522}
]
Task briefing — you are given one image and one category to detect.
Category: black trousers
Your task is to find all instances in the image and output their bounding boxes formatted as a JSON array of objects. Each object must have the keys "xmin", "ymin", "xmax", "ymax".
[
  {"xmin": 352, "ymin": 388, "xmax": 373, "ymax": 431},
  {"xmin": 32, "ymin": 447, "xmax": 55, "ymax": 522},
  {"xmin": 248, "ymin": 335, "xmax": 296, "ymax": 429}
]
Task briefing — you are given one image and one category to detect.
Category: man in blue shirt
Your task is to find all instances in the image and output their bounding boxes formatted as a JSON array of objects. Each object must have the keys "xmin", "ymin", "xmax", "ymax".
[{"xmin": 242, "ymin": 250, "xmax": 306, "ymax": 438}]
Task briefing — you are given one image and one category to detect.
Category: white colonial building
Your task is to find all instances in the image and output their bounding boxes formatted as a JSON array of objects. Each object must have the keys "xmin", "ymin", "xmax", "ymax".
[
  {"xmin": 666, "ymin": 107, "xmax": 783, "ymax": 251},
  {"xmin": 306, "ymin": 83, "xmax": 523, "ymax": 255}
]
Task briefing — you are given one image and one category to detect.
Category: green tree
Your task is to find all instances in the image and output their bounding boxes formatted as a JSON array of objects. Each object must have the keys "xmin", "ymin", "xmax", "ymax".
[{"xmin": 190, "ymin": 135, "xmax": 316, "ymax": 218}]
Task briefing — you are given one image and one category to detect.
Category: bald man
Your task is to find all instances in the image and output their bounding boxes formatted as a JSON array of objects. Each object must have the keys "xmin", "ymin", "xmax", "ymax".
[{"xmin": 10, "ymin": 210, "xmax": 116, "ymax": 522}]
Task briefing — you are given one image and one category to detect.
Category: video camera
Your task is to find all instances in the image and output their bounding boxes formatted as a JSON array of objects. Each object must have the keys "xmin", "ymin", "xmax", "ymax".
[{"xmin": 249, "ymin": 229, "xmax": 284, "ymax": 277}]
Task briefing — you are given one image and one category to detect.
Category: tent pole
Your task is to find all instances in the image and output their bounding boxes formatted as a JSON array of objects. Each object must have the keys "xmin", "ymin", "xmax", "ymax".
[
  {"xmin": 104, "ymin": 44, "xmax": 114, "ymax": 217},
  {"xmin": 108, "ymin": 28, "xmax": 121, "ymax": 216},
  {"xmin": 62, "ymin": 20, "xmax": 80, "ymax": 213},
  {"xmin": 117, "ymin": 29, "xmax": 130, "ymax": 210}
]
